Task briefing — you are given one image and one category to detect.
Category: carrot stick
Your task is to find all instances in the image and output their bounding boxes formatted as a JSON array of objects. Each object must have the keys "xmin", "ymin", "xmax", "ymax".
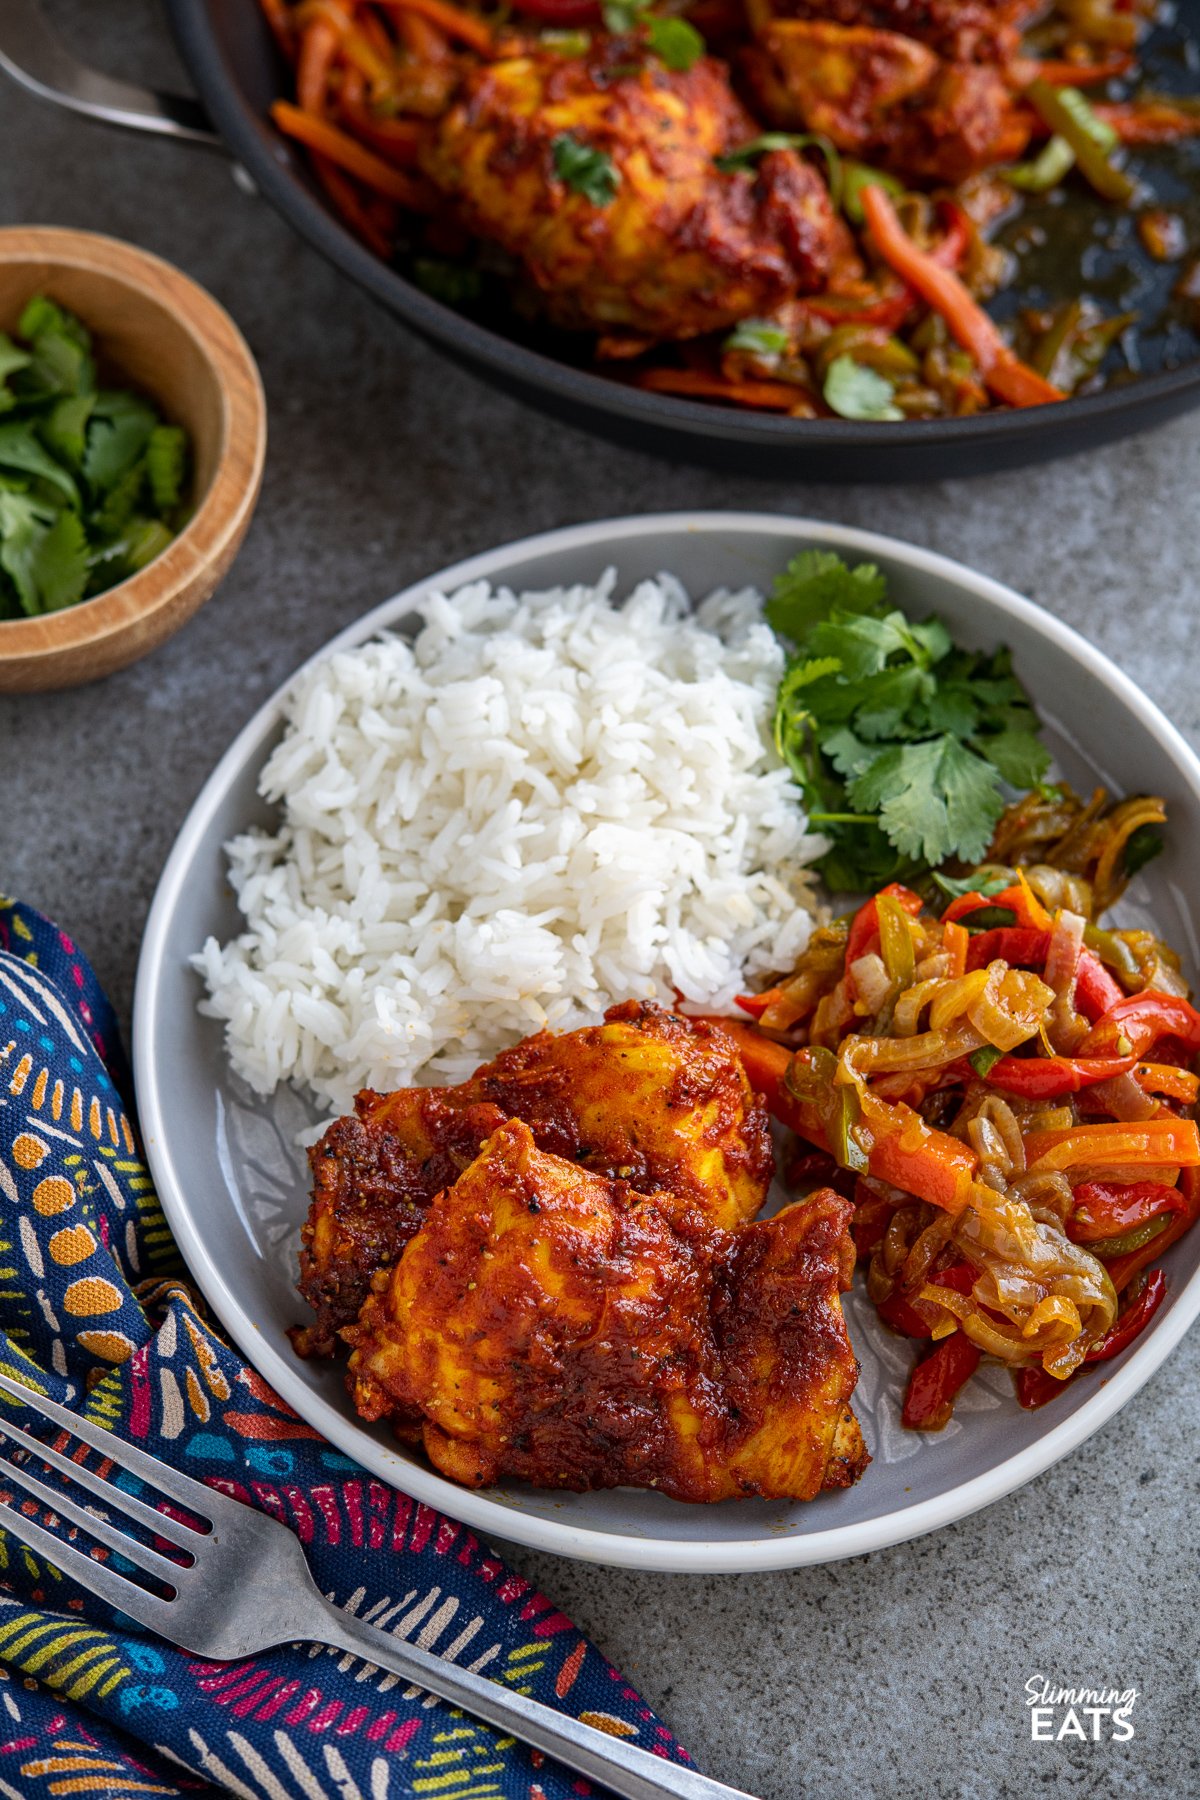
[
  {"xmin": 297, "ymin": 17, "xmax": 340, "ymax": 113},
  {"xmin": 311, "ymin": 156, "xmax": 395, "ymax": 256},
  {"xmin": 1008, "ymin": 53, "xmax": 1134, "ymax": 87},
  {"xmin": 1093, "ymin": 101, "xmax": 1200, "ymax": 144},
  {"xmin": 271, "ymin": 99, "xmax": 431, "ymax": 205},
  {"xmin": 860, "ymin": 184, "xmax": 1066, "ymax": 410},
  {"xmin": 633, "ymin": 369, "xmax": 810, "ymax": 411},
  {"xmin": 373, "ymin": 0, "xmax": 492, "ymax": 55},
  {"xmin": 258, "ymin": 0, "xmax": 295, "ymax": 51}
]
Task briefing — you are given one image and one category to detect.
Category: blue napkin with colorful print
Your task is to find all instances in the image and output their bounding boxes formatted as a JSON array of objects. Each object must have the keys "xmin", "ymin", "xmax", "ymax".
[{"xmin": 0, "ymin": 899, "xmax": 691, "ymax": 1800}]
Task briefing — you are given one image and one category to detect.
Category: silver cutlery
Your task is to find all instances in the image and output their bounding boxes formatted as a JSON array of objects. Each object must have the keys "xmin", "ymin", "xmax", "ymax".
[{"xmin": 0, "ymin": 1370, "xmax": 758, "ymax": 1800}]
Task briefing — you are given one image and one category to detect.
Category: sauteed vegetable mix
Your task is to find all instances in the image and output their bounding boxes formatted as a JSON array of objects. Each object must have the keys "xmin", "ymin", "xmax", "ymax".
[
  {"xmin": 259, "ymin": 0, "xmax": 1200, "ymax": 419},
  {"xmin": 725, "ymin": 784, "xmax": 1199, "ymax": 1429}
]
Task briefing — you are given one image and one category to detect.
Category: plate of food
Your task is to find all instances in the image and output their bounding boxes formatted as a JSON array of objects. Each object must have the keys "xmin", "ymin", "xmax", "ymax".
[
  {"xmin": 159, "ymin": 0, "xmax": 1200, "ymax": 476},
  {"xmin": 134, "ymin": 513, "xmax": 1200, "ymax": 1570}
]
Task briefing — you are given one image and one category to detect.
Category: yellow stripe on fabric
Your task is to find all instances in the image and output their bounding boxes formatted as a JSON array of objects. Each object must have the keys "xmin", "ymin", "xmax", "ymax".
[
  {"xmin": 24, "ymin": 1628, "xmax": 113, "ymax": 1672},
  {"xmin": 412, "ymin": 1766, "xmax": 504, "ymax": 1792},
  {"xmin": 65, "ymin": 1653, "xmax": 124, "ymax": 1699},
  {"xmin": 506, "ymin": 1642, "xmax": 546, "ymax": 1661}
]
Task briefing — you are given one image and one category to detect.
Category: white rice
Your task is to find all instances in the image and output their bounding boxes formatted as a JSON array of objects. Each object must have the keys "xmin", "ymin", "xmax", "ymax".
[{"xmin": 194, "ymin": 571, "xmax": 824, "ymax": 1116}]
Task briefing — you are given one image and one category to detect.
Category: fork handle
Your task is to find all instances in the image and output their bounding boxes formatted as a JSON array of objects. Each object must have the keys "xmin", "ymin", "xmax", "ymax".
[{"xmin": 303, "ymin": 1593, "xmax": 759, "ymax": 1800}]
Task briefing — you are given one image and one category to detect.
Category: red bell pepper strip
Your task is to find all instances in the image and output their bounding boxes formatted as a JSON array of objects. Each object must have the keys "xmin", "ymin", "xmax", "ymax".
[
  {"xmin": 965, "ymin": 926, "xmax": 1049, "ymax": 971},
  {"xmin": 734, "ymin": 986, "xmax": 784, "ymax": 1020},
  {"xmin": 902, "ymin": 1333, "xmax": 982, "ymax": 1430},
  {"xmin": 983, "ymin": 1052, "xmax": 1136, "ymax": 1098},
  {"xmin": 1105, "ymin": 1166, "xmax": 1200, "ymax": 1294},
  {"xmin": 876, "ymin": 1255, "xmax": 977, "ymax": 1336},
  {"xmin": 1014, "ymin": 1268, "xmax": 1169, "ymax": 1408},
  {"xmin": 1074, "ymin": 953, "xmax": 1124, "ymax": 1021},
  {"xmin": 1069, "ymin": 1180, "xmax": 1187, "ymax": 1244},
  {"xmin": 860, "ymin": 185, "xmax": 1066, "ymax": 409},
  {"xmin": 845, "ymin": 881, "xmax": 923, "ymax": 973},
  {"xmin": 1080, "ymin": 991, "xmax": 1200, "ymax": 1061}
]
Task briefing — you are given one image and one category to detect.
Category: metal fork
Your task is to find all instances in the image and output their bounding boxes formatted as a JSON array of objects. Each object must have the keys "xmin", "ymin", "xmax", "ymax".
[{"xmin": 0, "ymin": 1372, "xmax": 757, "ymax": 1800}]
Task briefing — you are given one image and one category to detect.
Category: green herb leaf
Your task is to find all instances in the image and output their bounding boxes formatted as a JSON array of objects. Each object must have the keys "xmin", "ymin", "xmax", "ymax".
[
  {"xmin": 552, "ymin": 132, "xmax": 621, "ymax": 206},
  {"xmin": 41, "ymin": 393, "xmax": 95, "ymax": 471},
  {"xmin": 972, "ymin": 721, "xmax": 1050, "ymax": 789},
  {"xmin": 930, "ymin": 868, "xmax": 1011, "ymax": 901},
  {"xmin": 0, "ymin": 490, "xmax": 55, "ymax": 612},
  {"xmin": 848, "ymin": 736, "xmax": 1007, "ymax": 867},
  {"xmin": 645, "ymin": 14, "xmax": 703, "ymax": 68},
  {"xmin": 1124, "ymin": 824, "xmax": 1164, "ymax": 878},
  {"xmin": 970, "ymin": 1045, "xmax": 1004, "ymax": 1078},
  {"xmin": 723, "ymin": 318, "xmax": 789, "ymax": 360},
  {"xmin": 84, "ymin": 391, "xmax": 157, "ymax": 493},
  {"xmin": 823, "ymin": 353, "xmax": 902, "ymax": 422},
  {"xmin": 766, "ymin": 549, "xmax": 888, "ymax": 640},
  {"xmin": 0, "ymin": 333, "xmax": 31, "ymax": 387},
  {"xmin": 146, "ymin": 424, "xmax": 188, "ymax": 513},
  {"xmin": 767, "ymin": 552, "xmax": 1049, "ymax": 887},
  {"xmin": 29, "ymin": 508, "xmax": 89, "ymax": 611},
  {"xmin": 602, "ymin": 0, "xmax": 639, "ymax": 28},
  {"xmin": 18, "ymin": 295, "xmax": 95, "ymax": 397},
  {"xmin": 0, "ymin": 420, "xmax": 80, "ymax": 508}
]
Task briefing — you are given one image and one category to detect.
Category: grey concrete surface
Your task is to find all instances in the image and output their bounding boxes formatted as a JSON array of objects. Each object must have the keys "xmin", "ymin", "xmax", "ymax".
[{"xmin": 3, "ymin": 5, "xmax": 1199, "ymax": 1797}]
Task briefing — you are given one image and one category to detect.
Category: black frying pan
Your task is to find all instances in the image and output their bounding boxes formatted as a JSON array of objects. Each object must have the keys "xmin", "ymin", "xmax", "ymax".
[{"xmin": 13, "ymin": 0, "xmax": 1200, "ymax": 479}]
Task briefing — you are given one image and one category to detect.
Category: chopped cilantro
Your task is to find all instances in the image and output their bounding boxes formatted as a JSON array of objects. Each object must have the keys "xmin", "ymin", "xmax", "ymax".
[
  {"xmin": 723, "ymin": 318, "xmax": 790, "ymax": 360},
  {"xmin": 769, "ymin": 551, "xmax": 1050, "ymax": 888},
  {"xmin": 644, "ymin": 15, "xmax": 703, "ymax": 68},
  {"xmin": 930, "ymin": 868, "xmax": 1011, "ymax": 901},
  {"xmin": 551, "ymin": 132, "xmax": 621, "ymax": 206},
  {"xmin": 823, "ymin": 354, "xmax": 903, "ymax": 422},
  {"xmin": 601, "ymin": 2, "xmax": 704, "ymax": 67},
  {"xmin": 0, "ymin": 294, "xmax": 191, "ymax": 617}
]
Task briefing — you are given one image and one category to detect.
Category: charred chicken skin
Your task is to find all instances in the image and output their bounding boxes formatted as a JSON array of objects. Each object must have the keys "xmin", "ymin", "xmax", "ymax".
[
  {"xmin": 420, "ymin": 38, "xmax": 845, "ymax": 339},
  {"xmin": 296, "ymin": 1002, "xmax": 774, "ymax": 1354},
  {"xmin": 769, "ymin": 0, "xmax": 1043, "ymax": 64},
  {"xmin": 346, "ymin": 1119, "xmax": 867, "ymax": 1501},
  {"xmin": 743, "ymin": 7, "xmax": 1036, "ymax": 182}
]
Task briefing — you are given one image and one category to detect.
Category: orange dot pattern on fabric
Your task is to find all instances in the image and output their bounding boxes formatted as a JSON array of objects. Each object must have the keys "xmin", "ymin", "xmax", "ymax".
[
  {"xmin": 63, "ymin": 1276, "xmax": 123, "ymax": 1317},
  {"xmin": 32, "ymin": 1175, "xmax": 75, "ymax": 1216},
  {"xmin": 11, "ymin": 1133, "xmax": 48, "ymax": 1170},
  {"xmin": 73, "ymin": 1328, "xmax": 137, "ymax": 1363},
  {"xmin": 48, "ymin": 1224, "xmax": 97, "ymax": 1267}
]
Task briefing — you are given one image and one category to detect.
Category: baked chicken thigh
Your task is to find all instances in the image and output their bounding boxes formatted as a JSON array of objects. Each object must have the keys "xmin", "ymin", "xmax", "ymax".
[
  {"xmin": 420, "ymin": 37, "xmax": 845, "ymax": 341},
  {"xmin": 346, "ymin": 1120, "xmax": 866, "ymax": 1501},
  {"xmin": 296, "ymin": 1002, "xmax": 774, "ymax": 1353}
]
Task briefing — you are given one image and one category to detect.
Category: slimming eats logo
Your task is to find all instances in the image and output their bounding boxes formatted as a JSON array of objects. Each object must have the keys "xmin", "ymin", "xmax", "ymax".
[{"xmin": 1026, "ymin": 1676, "xmax": 1137, "ymax": 1741}]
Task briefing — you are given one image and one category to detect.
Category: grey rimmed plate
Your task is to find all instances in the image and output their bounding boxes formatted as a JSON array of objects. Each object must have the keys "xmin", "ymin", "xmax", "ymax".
[{"xmin": 133, "ymin": 514, "xmax": 1200, "ymax": 1572}]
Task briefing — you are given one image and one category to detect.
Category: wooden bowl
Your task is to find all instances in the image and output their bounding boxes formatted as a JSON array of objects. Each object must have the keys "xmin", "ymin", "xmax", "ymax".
[{"xmin": 0, "ymin": 228, "xmax": 266, "ymax": 692}]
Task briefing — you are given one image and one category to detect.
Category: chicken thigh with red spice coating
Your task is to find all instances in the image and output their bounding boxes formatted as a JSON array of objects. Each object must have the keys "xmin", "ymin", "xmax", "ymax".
[
  {"xmin": 419, "ymin": 38, "xmax": 845, "ymax": 340},
  {"xmin": 345, "ymin": 1120, "xmax": 867, "ymax": 1502},
  {"xmin": 295, "ymin": 1002, "xmax": 774, "ymax": 1355}
]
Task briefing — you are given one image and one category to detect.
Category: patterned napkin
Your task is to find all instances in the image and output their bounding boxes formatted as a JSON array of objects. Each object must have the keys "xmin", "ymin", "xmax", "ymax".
[{"xmin": 0, "ymin": 899, "xmax": 692, "ymax": 1800}]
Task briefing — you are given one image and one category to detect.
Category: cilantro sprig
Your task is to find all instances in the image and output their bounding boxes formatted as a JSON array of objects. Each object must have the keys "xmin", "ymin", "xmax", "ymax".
[
  {"xmin": 602, "ymin": 1, "xmax": 704, "ymax": 69},
  {"xmin": 0, "ymin": 295, "xmax": 192, "ymax": 619},
  {"xmin": 769, "ymin": 551, "xmax": 1050, "ymax": 890},
  {"xmin": 551, "ymin": 132, "xmax": 621, "ymax": 206}
]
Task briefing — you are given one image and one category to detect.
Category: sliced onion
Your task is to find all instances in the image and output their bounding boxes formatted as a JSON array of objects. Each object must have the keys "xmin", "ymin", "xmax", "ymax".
[
  {"xmin": 1088, "ymin": 1071, "xmax": 1160, "ymax": 1122},
  {"xmin": 849, "ymin": 952, "xmax": 892, "ymax": 1015}
]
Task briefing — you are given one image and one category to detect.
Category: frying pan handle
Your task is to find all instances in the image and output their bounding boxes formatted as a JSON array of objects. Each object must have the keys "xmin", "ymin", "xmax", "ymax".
[{"xmin": 0, "ymin": 0, "xmax": 222, "ymax": 148}]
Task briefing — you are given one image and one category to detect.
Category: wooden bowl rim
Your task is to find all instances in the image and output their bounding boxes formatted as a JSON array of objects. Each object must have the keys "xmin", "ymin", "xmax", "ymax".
[{"xmin": 0, "ymin": 227, "xmax": 266, "ymax": 665}]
